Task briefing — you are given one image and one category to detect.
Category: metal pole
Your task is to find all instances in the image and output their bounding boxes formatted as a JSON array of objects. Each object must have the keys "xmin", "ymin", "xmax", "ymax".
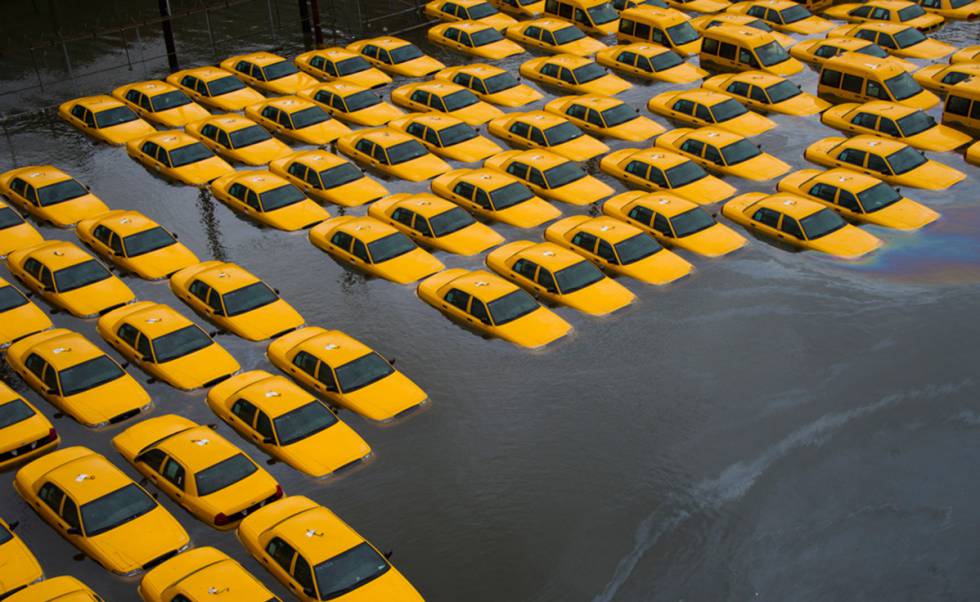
[
  {"xmin": 297, "ymin": 0, "xmax": 313, "ymax": 49},
  {"xmin": 60, "ymin": 36, "xmax": 79, "ymax": 95},
  {"xmin": 120, "ymin": 27, "xmax": 133, "ymax": 71},
  {"xmin": 310, "ymin": 0, "xmax": 324, "ymax": 47},
  {"xmin": 158, "ymin": 0, "xmax": 179, "ymax": 72},
  {"xmin": 134, "ymin": 24, "xmax": 150, "ymax": 78},
  {"xmin": 267, "ymin": 0, "xmax": 278, "ymax": 45},
  {"xmin": 29, "ymin": 49, "xmax": 44, "ymax": 92},
  {"xmin": 203, "ymin": 7, "xmax": 218, "ymax": 60}
]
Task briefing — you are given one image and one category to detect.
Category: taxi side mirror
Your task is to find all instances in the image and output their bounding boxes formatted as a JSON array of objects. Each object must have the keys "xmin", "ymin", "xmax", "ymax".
[
  {"xmin": 383, "ymin": 549, "xmax": 393, "ymax": 559},
  {"xmin": 262, "ymin": 436, "xmax": 275, "ymax": 444},
  {"xmin": 7, "ymin": 520, "xmax": 18, "ymax": 531},
  {"xmin": 66, "ymin": 526, "xmax": 82, "ymax": 535},
  {"xmin": 209, "ymin": 330, "xmax": 221, "ymax": 338},
  {"xmin": 388, "ymin": 357, "xmax": 396, "ymax": 366}
]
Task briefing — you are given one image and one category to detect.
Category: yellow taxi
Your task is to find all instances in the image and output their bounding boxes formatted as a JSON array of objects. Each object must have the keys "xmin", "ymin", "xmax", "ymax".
[
  {"xmin": 347, "ymin": 36, "xmax": 446, "ymax": 77},
  {"xmin": 425, "ymin": 0, "xmax": 518, "ymax": 28},
  {"xmin": 309, "ymin": 216, "xmax": 445, "ymax": 284},
  {"xmin": 617, "ymin": 6, "xmax": 703, "ymax": 56},
  {"xmin": 294, "ymin": 47, "xmax": 392, "ymax": 88},
  {"xmin": 245, "ymin": 96, "xmax": 351, "ymax": 146},
  {"xmin": 126, "ymin": 131, "xmax": 234, "ymax": 186},
  {"xmin": 113, "ymin": 414, "xmax": 282, "ymax": 530},
  {"xmin": 138, "ymin": 546, "xmax": 281, "ymax": 602},
  {"xmin": 207, "ymin": 370, "xmax": 371, "ymax": 476},
  {"xmin": 804, "ymin": 135, "xmax": 965, "ymax": 189},
  {"xmin": 428, "ymin": 21, "xmax": 525, "ymax": 59},
  {"xmin": 239, "ymin": 496, "xmax": 424, "ymax": 601},
  {"xmin": 942, "ymin": 79, "xmax": 980, "ymax": 136},
  {"xmin": 545, "ymin": 215, "xmax": 693, "ymax": 284},
  {"xmin": 599, "ymin": 147, "xmax": 735, "ymax": 205},
  {"xmin": 431, "ymin": 168, "xmax": 562, "ymax": 228},
  {"xmin": 490, "ymin": 0, "xmax": 546, "ymax": 17},
  {"xmin": 544, "ymin": 94, "xmax": 664, "ymax": 141},
  {"xmin": 950, "ymin": 44, "xmax": 980, "ymax": 63},
  {"xmin": 220, "ymin": 51, "xmax": 318, "ymax": 95},
  {"xmin": 210, "ymin": 170, "xmax": 329, "ymax": 231},
  {"xmin": 97, "ymin": 301, "xmax": 241, "ymax": 391},
  {"xmin": 391, "ymin": 81, "xmax": 504, "ymax": 125},
  {"xmin": 0, "ymin": 165, "xmax": 108, "ymax": 228},
  {"xmin": 689, "ymin": 13, "xmax": 795, "ymax": 46},
  {"xmin": 820, "ymin": 101, "xmax": 971, "ymax": 151},
  {"xmin": 488, "ymin": 111, "xmax": 610, "ymax": 161},
  {"xmin": 727, "ymin": 0, "xmax": 834, "ymax": 33},
  {"xmin": 57, "ymin": 95, "xmax": 155, "ymax": 145},
  {"xmin": 7, "ymin": 329, "xmax": 150, "ymax": 427},
  {"xmin": 603, "ymin": 191, "xmax": 747, "ymax": 256},
  {"xmin": 0, "ymin": 381, "xmax": 59, "ymax": 471},
  {"xmin": 0, "ymin": 276, "xmax": 52, "ymax": 349},
  {"xmin": 417, "ymin": 268, "xmax": 572, "ymax": 347},
  {"xmin": 504, "ymin": 18, "xmax": 607, "ymax": 56},
  {"xmin": 520, "ymin": 54, "xmax": 632, "ymax": 96},
  {"xmin": 824, "ymin": 0, "xmax": 945, "ymax": 31},
  {"xmin": 6, "ymin": 576, "xmax": 102, "ymax": 602},
  {"xmin": 268, "ymin": 149, "xmax": 388, "ymax": 207},
  {"xmin": 268, "ymin": 327, "xmax": 428, "ymax": 422},
  {"xmin": 185, "ymin": 114, "xmax": 292, "ymax": 166},
  {"xmin": 369, "ymin": 193, "xmax": 504, "ymax": 255},
  {"xmin": 0, "ymin": 517, "xmax": 43, "ymax": 597},
  {"xmin": 298, "ymin": 81, "xmax": 404, "ymax": 126},
  {"xmin": 484, "ymin": 149, "xmax": 614, "ymax": 205},
  {"xmin": 389, "ymin": 113, "xmax": 503, "ymax": 162},
  {"xmin": 701, "ymin": 71, "xmax": 831, "ymax": 115},
  {"xmin": 336, "ymin": 128, "xmax": 451, "ymax": 181},
  {"xmin": 545, "ymin": 0, "xmax": 622, "ymax": 35},
  {"xmin": 698, "ymin": 24, "xmax": 803, "ymax": 75},
  {"xmin": 435, "ymin": 64, "xmax": 543, "ymax": 107},
  {"xmin": 595, "ymin": 43, "xmax": 708, "ymax": 83},
  {"xmin": 486, "ymin": 240, "xmax": 635, "ymax": 315},
  {"xmin": 816, "ymin": 54, "xmax": 939, "ymax": 109},
  {"xmin": 75, "ymin": 210, "xmax": 198, "ymax": 280},
  {"xmin": 14, "ymin": 446, "xmax": 190, "ymax": 576},
  {"xmin": 112, "ymin": 80, "xmax": 210, "ymax": 128},
  {"xmin": 722, "ymin": 191, "xmax": 884, "ymax": 258},
  {"xmin": 913, "ymin": 62, "xmax": 980, "ymax": 95},
  {"xmin": 647, "ymin": 89, "xmax": 775, "ymax": 136},
  {"xmin": 915, "ymin": 0, "xmax": 980, "ymax": 19},
  {"xmin": 777, "ymin": 167, "xmax": 939, "ymax": 229},
  {"xmin": 170, "ymin": 261, "xmax": 304, "ymax": 341},
  {"xmin": 789, "ymin": 37, "xmax": 917, "ymax": 71},
  {"xmin": 0, "ymin": 199, "xmax": 42, "ymax": 256},
  {"xmin": 966, "ymin": 139, "xmax": 980, "ymax": 166},
  {"xmin": 826, "ymin": 23, "xmax": 954, "ymax": 59},
  {"xmin": 7, "ymin": 240, "xmax": 134, "ymax": 317},
  {"xmin": 655, "ymin": 126, "xmax": 790, "ymax": 180},
  {"xmin": 665, "ymin": 0, "xmax": 731, "ymax": 12},
  {"xmin": 166, "ymin": 66, "xmax": 265, "ymax": 112}
]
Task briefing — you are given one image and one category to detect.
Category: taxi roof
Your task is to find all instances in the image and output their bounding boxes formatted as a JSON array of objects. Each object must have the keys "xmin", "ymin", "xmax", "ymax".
[
  {"xmin": 937, "ymin": 63, "xmax": 980, "ymax": 77},
  {"xmin": 621, "ymin": 5, "xmax": 690, "ymax": 24},
  {"xmin": 357, "ymin": 36, "xmax": 413, "ymax": 50},
  {"xmin": 840, "ymin": 21, "xmax": 910, "ymax": 34},
  {"xmin": 753, "ymin": 193, "xmax": 824, "ymax": 218},
  {"xmin": 142, "ymin": 131, "xmax": 203, "ymax": 150},
  {"xmin": 234, "ymin": 374, "xmax": 319, "ymax": 418},
  {"xmin": 190, "ymin": 262, "xmax": 261, "ymax": 294},
  {"xmin": 703, "ymin": 24, "xmax": 775, "ymax": 44},
  {"xmin": 229, "ymin": 51, "xmax": 289, "ymax": 66},
  {"xmin": 621, "ymin": 147, "xmax": 691, "ymax": 168},
  {"xmin": 69, "ymin": 95, "xmax": 126, "ymax": 111},
  {"xmin": 508, "ymin": 149, "xmax": 570, "ymax": 169},
  {"xmin": 823, "ymin": 52, "xmax": 906, "ymax": 75},
  {"xmin": 807, "ymin": 167, "xmax": 886, "ymax": 193},
  {"xmin": 400, "ymin": 112, "xmax": 466, "ymax": 129},
  {"xmin": 513, "ymin": 242, "xmax": 586, "ymax": 271},
  {"xmin": 833, "ymin": 134, "xmax": 908, "ymax": 154},
  {"xmin": 535, "ymin": 54, "xmax": 594, "ymax": 69},
  {"xmin": 153, "ymin": 426, "xmax": 240, "ymax": 471},
  {"xmin": 949, "ymin": 78, "xmax": 980, "ymax": 95},
  {"xmin": 259, "ymin": 96, "xmax": 318, "ymax": 112},
  {"xmin": 455, "ymin": 167, "xmax": 525, "ymax": 191},
  {"xmin": 861, "ymin": 0, "xmax": 917, "ymax": 9},
  {"xmin": 572, "ymin": 216, "xmax": 644, "ymax": 244},
  {"xmin": 441, "ymin": 20, "xmax": 497, "ymax": 33},
  {"xmin": 509, "ymin": 110, "xmax": 569, "ymax": 127},
  {"xmin": 292, "ymin": 329, "xmax": 373, "ymax": 367},
  {"xmin": 670, "ymin": 88, "xmax": 734, "ymax": 105},
  {"xmin": 521, "ymin": 18, "xmax": 582, "ymax": 31},
  {"xmin": 402, "ymin": 80, "xmax": 467, "ymax": 95},
  {"xmin": 119, "ymin": 302, "xmax": 195, "ymax": 338},
  {"xmin": 560, "ymin": 94, "xmax": 624, "ymax": 110},
  {"xmin": 449, "ymin": 0, "xmax": 496, "ymax": 7},
  {"xmin": 25, "ymin": 241, "xmax": 94, "ymax": 270},
  {"xmin": 175, "ymin": 66, "xmax": 237, "ymax": 82},
  {"xmin": 844, "ymin": 100, "xmax": 918, "ymax": 118},
  {"xmin": 440, "ymin": 63, "xmax": 507, "ymax": 78},
  {"xmin": 24, "ymin": 329, "xmax": 104, "ymax": 367},
  {"xmin": 289, "ymin": 150, "xmax": 348, "ymax": 170},
  {"xmin": 43, "ymin": 451, "xmax": 134, "ymax": 504},
  {"xmin": 334, "ymin": 216, "xmax": 401, "ymax": 243},
  {"xmin": 618, "ymin": 42, "xmax": 677, "ymax": 57},
  {"xmin": 89, "ymin": 210, "xmax": 160, "ymax": 237},
  {"xmin": 740, "ymin": 0, "xmax": 803, "ymax": 10},
  {"xmin": 357, "ymin": 127, "xmax": 415, "ymax": 146},
  {"xmin": 307, "ymin": 80, "xmax": 371, "ymax": 97},
  {"xmin": 445, "ymin": 269, "xmax": 519, "ymax": 301},
  {"xmin": 5, "ymin": 164, "xmax": 74, "ymax": 187},
  {"xmin": 228, "ymin": 170, "xmax": 293, "ymax": 193},
  {"xmin": 276, "ymin": 504, "xmax": 364, "ymax": 562},
  {"xmin": 309, "ymin": 47, "xmax": 359, "ymax": 60},
  {"xmin": 120, "ymin": 80, "xmax": 181, "ymax": 96},
  {"xmin": 811, "ymin": 36, "xmax": 876, "ymax": 49},
  {"xmin": 388, "ymin": 193, "xmax": 457, "ymax": 218},
  {"xmin": 721, "ymin": 70, "xmax": 786, "ymax": 86},
  {"xmin": 627, "ymin": 192, "xmax": 698, "ymax": 217},
  {"xmin": 683, "ymin": 126, "xmax": 745, "ymax": 145},
  {"xmin": 693, "ymin": 13, "xmax": 757, "ymax": 25},
  {"xmin": 199, "ymin": 114, "xmax": 259, "ymax": 132}
]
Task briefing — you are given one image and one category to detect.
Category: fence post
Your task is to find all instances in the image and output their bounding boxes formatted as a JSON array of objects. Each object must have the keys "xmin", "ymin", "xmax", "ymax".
[
  {"xmin": 267, "ymin": 0, "xmax": 278, "ymax": 45},
  {"xmin": 120, "ymin": 27, "xmax": 133, "ymax": 71},
  {"xmin": 310, "ymin": 0, "xmax": 324, "ymax": 46},
  {"xmin": 297, "ymin": 0, "xmax": 313, "ymax": 49},
  {"xmin": 59, "ymin": 35, "xmax": 80, "ymax": 95},
  {"xmin": 134, "ymin": 24, "xmax": 150, "ymax": 78},
  {"xmin": 29, "ymin": 48, "xmax": 45, "ymax": 92},
  {"xmin": 158, "ymin": 0, "xmax": 180, "ymax": 72},
  {"xmin": 203, "ymin": 6, "xmax": 218, "ymax": 60}
]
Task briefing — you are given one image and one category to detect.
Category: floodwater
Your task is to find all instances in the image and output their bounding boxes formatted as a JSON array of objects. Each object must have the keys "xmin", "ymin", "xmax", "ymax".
[{"xmin": 1, "ymin": 6, "xmax": 979, "ymax": 602}]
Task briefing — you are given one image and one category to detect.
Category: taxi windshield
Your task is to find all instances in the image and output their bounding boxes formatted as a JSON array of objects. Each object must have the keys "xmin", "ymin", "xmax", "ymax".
[
  {"xmin": 320, "ymin": 163, "xmax": 364, "ymax": 189},
  {"xmin": 893, "ymin": 27, "xmax": 926, "ymax": 47},
  {"xmin": 54, "ymin": 260, "xmax": 111, "ymax": 292},
  {"xmin": 468, "ymin": 2, "xmax": 498, "ymax": 18},
  {"xmin": 555, "ymin": 261, "xmax": 603, "ymax": 293},
  {"xmin": 336, "ymin": 56, "xmax": 371, "ymax": 75},
  {"xmin": 488, "ymin": 289, "xmax": 538, "ymax": 324},
  {"xmin": 554, "ymin": 26, "xmax": 587, "ymax": 44},
  {"xmin": 485, "ymin": 72, "xmax": 520, "ymax": 93},
  {"xmin": 600, "ymin": 104, "xmax": 635, "ymax": 127},
  {"xmin": 207, "ymin": 75, "xmax": 246, "ymax": 96},
  {"xmin": 896, "ymin": 111, "xmax": 934, "ymax": 136},
  {"xmin": 335, "ymin": 353, "xmax": 394, "ymax": 392},
  {"xmin": 81, "ymin": 484, "xmax": 156, "ymax": 536},
  {"xmin": 887, "ymin": 146, "xmax": 926, "ymax": 174},
  {"xmin": 94, "ymin": 106, "xmax": 138, "ymax": 128},
  {"xmin": 588, "ymin": 3, "xmax": 619, "ymax": 24},
  {"xmin": 721, "ymin": 139, "xmax": 761, "ymax": 165},
  {"xmin": 443, "ymin": 89, "xmax": 479, "ymax": 111},
  {"xmin": 260, "ymin": 184, "xmax": 307, "ymax": 210},
  {"xmin": 780, "ymin": 5, "xmax": 811, "ymax": 22},
  {"xmin": 195, "ymin": 454, "xmax": 257, "ymax": 496},
  {"xmin": 756, "ymin": 41, "xmax": 791, "ymax": 66},
  {"xmin": 153, "ymin": 325, "xmax": 212, "ymax": 362},
  {"xmin": 222, "ymin": 282, "xmax": 279, "ymax": 316},
  {"xmin": 800, "ymin": 208, "xmax": 846, "ymax": 239},
  {"xmin": 390, "ymin": 44, "xmax": 424, "ymax": 63},
  {"xmin": 572, "ymin": 63, "xmax": 606, "ymax": 83},
  {"xmin": 367, "ymin": 232, "xmax": 416, "ymax": 263},
  {"xmin": 667, "ymin": 22, "xmax": 699, "ymax": 45},
  {"xmin": 671, "ymin": 208, "xmax": 715, "ymax": 237},
  {"xmin": 289, "ymin": 106, "xmax": 329, "ymax": 128},
  {"xmin": 748, "ymin": 18, "xmax": 774, "ymax": 31},
  {"xmin": 650, "ymin": 50, "xmax": 684, "ymax": 71},
  {"xmin": 149, "ymin": 90, "xmax": 191, "ymax": 111},
  {"xmin": 711, "ymin": 99, "xmax": 748, "ymax": 122},
  {"xmin": 490, "ymin": 182, "xmax": 534, "ymax": 209},
  {"xmin": 765, "ymin": 80, "xmax": 801, "ymax": 103},
  {"xmin": 37, "ymin": 179, "xmax": 88, "ymax": 207},
  {"xmin": 0, "ymin": 524, "xmax": 11, "ymax": 545},
  {"xmin": 897, "ymin": 5, "xmax": 926, "ymax": 20},
  {"xmin": 262, "ymin": 60, "xmax": 299, "ymax": 80},
  {"xmin": 544, "ymin": 122, "xmax": 583, "ymax": 145},
  {"xmin": 315, "ymin": 543, "xmax": 390, "ymax": 599},
  {"xmin": 273, "ymin": 401, "xmax": 338, "ymax": 446},
  {"xmin": 0, "ymin": 207, "xmax": 24, "ymax": 228},
  {"xmin": 386, "ymin": 140, "xmax": 428, "ymax": 164},
  {"xmin": 229, "ymin": 125, "xmax": 273, "ymax": 148},
  {"xmin": 543, "ymin": 162, "xmax": 585, "ymax": 188},
  {"xmin": 884, "ymin": 72, "xmax": 923, "ymax": 100},
  {"xmin": 170, "ymin": 143, "xmax": 213, "ymax": 167},
  {"xmin": 665, "ymin": 161, "xmax": 707, "ymax": 187},
  {"xmin": 0, "ymin": 285, "xmax": 28, "ymax": 312},
  {"xmin": 615, "ymin": 233, "xmax": 661, "ymax": 264},
  {"xmin": 59, "ymin": 356, "xmax": 124, "ymax": 396},
  {"xmin": 471, "ymin": 28, "xmax": 505, "ymax": 46},
  {"xmin": 345, "ymin": 90, "xmax": 382, "ymax": 112},
  {"xmin": 429, "ymin": 207, "xmax": 476, "ymax": 237},
  {"xmin": 857, "ymin": 181, "xmax": 901, "ymax": 212},
  {"xmin": 438, "ymin": 123, "xmax": 478, "ymax": 146},
  {"xmin": 0, "ymin": 399, "xmax": 35, "ymax": 429},
  {"xmin": 122, "ymin": 227, "xmax": 175, "ymax": 257},
  {"xmin": 856, "ymin": 44, "xmax": 889, "ymax": 58}
]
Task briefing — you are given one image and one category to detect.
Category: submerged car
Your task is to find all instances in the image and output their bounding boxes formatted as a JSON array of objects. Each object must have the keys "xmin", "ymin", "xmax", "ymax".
[
  {"xmin": 487, "ymin": 110, "xmax": 610, "ymax": 161},
  {"xmin": 0, "ymin": 381, "xmax": 59, "ymax": 471},
  {"xmin": 0, "ymin": 165, "xmax": 109, "ymax": 228},
  {"xmin": 647, "ymin": 89, "xmax": 776, "ymax": 137},
  {"xmin": 58, "ymin": 95, "xmax": 155, "ymax": 145},
  {"xmin": 435, "ymin": 64, "xmax": 543, "ymax": 107},
  {"xmin": 504, "ymin": 18, "xmax": 607, "ymax": 56},
  {"xmin": 388, "ymin": 113, "xmax": 503, "ymax": 162},
  {"xmin": 75, "ymin": 210, "xmax": 199, "ymax": 280},
  {"xmin": 655, "ymin": 126, "xmax": 790, "ymax": 180},
  {"xmin": 0, "ymin": 275, "xmax": 52, "ymax": 349},
  {"xmin": 599, "ymin": 147, "xmax": 736, "ymax": 204},
  {"xmin": 337, "ymin": 128, "xmax": 451, "ymax": 182},
  {"xmin": 210, "ymin": 170, "xmax": 329, "ymax": 231},
  {"xmin": 245, "ymin": 96, "xmax": 352, "ymax": 146},
  {"xmin": 427, "ymin": 21, "xmax": 525, "ymax": 59},
  {"xmin": 126, "ymin": 130, "xmax": 234, "ymax": 186},
  {"xmin": 701, "ymin": 71, "xmax": 831, "ymax": 115},
  {"xmin": 0, "ymin": 516, "xmax": 43, "ymax": 598},
  {"xmin": 166, "ymin": 66, "xmax": 265, "ymax": 112},
  {"xmin": 520, "ymin": 54, "xmax": 632, "ymax": 96},
  {"xmin": 185, "ymin": 114, "xmax": 292, "ymax": 166},
  {"xmin": 138, "ymin": 546, "xmax": 280, "ymax": 602},
  {"xmin": 820, "ymin": 100, "xmax": 971, "ymax": 151},
  {"xmin": 347, "ymin": 36, "xmax": 446, "ymax": 77},
  {"xmin": 298, "ymin": 81, "xmax": 405, "ymax": 126},
  {"xmin": 368, "ymin": 193, "xmax": 505, "ymax": 255},
  {"xmin": 484, "ymin": 149, "xmax": 613, "ymax": 205},
  {"xmin": 111, "ymin": 80, "xmax": 211, "ymax": 128},
  {"xmin": 220, "ymin": 51, "xmax": 318, "ymax": 95},
  {"xmin": 595, "ymin": 43, "xmax": 708, "ymax": 83},
  {"xmin": 268, "ymin": 149, "xmax": 388, "ymax": 207},
  {"xmin": 294, "ymin": 46, "xmax": 392, "ymax": 88},
  {"xmin": 804, "ymin": 135, "xmax": 964, "ymax": 189},
  {"xmin": 430, "ymin": 168, "xmax": 562, "ymax": 228},
  {"xmin": 391, "ymin": 81, "xmax": 504, "ymax": 126},
  {"xmin": 544, "ymin": 94, "xmax": 664, "ymax": 141}
]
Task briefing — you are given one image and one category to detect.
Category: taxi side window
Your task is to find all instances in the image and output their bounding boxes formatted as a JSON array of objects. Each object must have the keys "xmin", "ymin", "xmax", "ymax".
[
  {"xmin": 653, "ymin": 213, "xmax": 672, "ymax": 236},
  {"xmin": 139, "ymin": 94, "xmax": 153, "ymax": 112},
  {"xmin": 747, "ymin": 5, "xmax": 765, "ymax": 17},
  {"xmin": 528, "ymin": 167, "xmax": 547, "ymax": 188},
  {"xmin": 216, "ymin": 130, "xmax": 231, "ymax": 148},
  {"xmin": 24, "ymin": 353, "xmax": 47, "ymax": 380},
  {"xmin": 680, "ymin": 139, "xmax": 705, "ymax": 155},
  {"xmin": 944, "ymin": 94, "xmax": 970, "ymax": 116},
  {"xmin": 702, "ymin": 38, "xmax": 719, "ymax": 55},
  {"xmin": 571, "ymin": 231, "xmax": 597, "ymax": 253},
  {"xmin": 470, "ymin": 299, "xmax": 491, "ymax": 324},
  {"xmin": 231, "ymin": 398, "xmax": 259, "ymax": 427},
  {"xmin": 410, "ymin": 90, "xmax": 430, "ymax": 105},
  {"xmin": 509, "ymin": 121, "xmax": 531, "ymax": 138},
  {"xmin": 841, "ymin": 74, "xmax": 863, "ymax": 93},
  {"xmin": 780, "ymin": 215, "xmax": 804, "ymax": 239},
  {"xmin": 635, "ymin": 56, "xmax": 653, "ymax": 72},
  {"xmin": 42, "ymin": 364, "xmax": 59, "ymax": 394},
  {"xmin": 189, "ymin": 280, "xmax": 210, "ymax": 302},
  {"xmin": 352, "ymin": 239, "xmax": 370, "ymax": 261},
  {"xmin": 406, "ymin": 122, "xmax": 426, "ymax": 139},
  {"xmin": 738, "ymin": 49, "xmax": 757, "ymax": 68},
  {"xmin": 266, "ymin": 537, "xmax": 296, "ymax": 572},
  {"xmin": 634, "ymin": 23, "xmax": 652, "ymax": 40},
  {"xmin": 808, "ymin": 182, "xmax": 837, "ymax": 202},
  {"xmin": 814, "ymin": 45, "xmax": 836, "ymax": 58},
  {"xmin": 838, "ymin": 190, "xmax": 862, "ymax": 212},
  {"xmin": 566, "ymin": 104, "xmax": 587, "ymax": 120},
  {"xmin": 820, "ymin": 69, "xmax": 842, "ymax": 88},
  {"xmin": 942, "ymin": 71, "xmax": 971, "ymax": 85},
  {"xmin": 125, "ymin": 89, "xmax": 140, "ymax": 103},
  {"xmin": 331, "ymin": 93, "xmax": 348, "ymax": 112},
  {"xmin": 444, "ymin": 288, "xmax": 470, "ymax": 311},
  {"xmin": 71, "ymin": 105, "xmax": 86, "ymax": 119},
  {"xmin": 750, "ymin": 86, "xmax": 768, "ymax": 103},
  {"xmin": 474, "ymin": 188, "xmax": 492, "ymax": 209},
  {"xmin": 837, "ymin": 148, "xmax": 867, "ymax": 167},
  {"xmin": 628, "ymin": 205, "xmax": 654, "ymax": 226},
  {"xmin": 309, "ymin": 55, "xmax": 326, "ymax": 70},
  {"xmin": 596, "ymin": 240, "xmax": 617, "ymax": 263},
  {"xmin": 444, "ymin": 27, "xmax": 460, "ymax": 42},
  {"xmin": 245, "ymin": 190, "xmax": 262, "ymax": 210},
  {"xmin": 513, "ymin": 259, "xmax": 538, "ymax": 280},
  {"xmin": 82, "ymin": 109, "xmax": 96, "ymax": 128},
  {"xmin": 293, "ymin": 350, "xmax": 319, "ymax": 376},
  {"xmin": 870, "ymin": 7, "xmax": 888, "ymax": 19},
  {"xmin": 117, "ymin": 323, "xmax": 139, "ymax": 347},
  {"xmin": 867, "ymin": 154, "xmax": 889, "ymax": 174},
  {"xmin": 293, "ymin": 554, "xmax": 316, "ymax": 593},
  {"xmin": 540, "ymin": 63, "xmax": 560, "ymax": 78},
  {"xmin": 195, "ymin": 79, "xmax": 210, "ymax": 96},
  {"xmin": 38, "ymin": 482, "xmax": 65, "ymax": 513},
  {"xmin": 392, "ymin": 208, "xmax": 415, "ymax": 227},
  {"xmin": 878, "ymin": 118, "xmax": 900, "ymax": 137},
  {"xmin": 851, "ymin": 112, "xmax": 878, "ymax": 128},
  {"xmin": 425, "ymin": 128, "xmax": 441, "ymax": 146},
  {"xmin": 361, "ymin": 45, "xmax": 379, "ymax": 59},
  {"xmin": 108, "ymin": 233, "xmax": 124, "ymax": 256},
  {"xmin": 201, "ymin": 124, "xmax": 219, "ymax": 141},
  {"xmin": 695, "ymin": 104, "xmax": 713, "ymax": 122},
  {"xmin": 852, "ymin": 4, "xmax": 872, "ymax": 16},
  {"xmin": 255, "ymin": 411, "xmax": 274, "ymax": 440},
  {"xmin": 235, "ymin": 60, "xmax": 252, "ymax": 76},
  {"xmin": 330, "ymin": 231, "xmax": 354, "ymax": 251},
  {"xmin": 92, "ymin": 224, "xmax": 113, "ymax": 246},
  {"xmin": 625, "ymin": 160, "xmax": 649, "ymax": 177},
  {"xmin": 316, "ymin": 364, "xmax": 337, "ymax": 391},
  {"xmin": 261, "ymin": 106, "xmax": 278, "ymax": 121},
  {"xmin": 161, "ymin": 457, "xmax": 186, "ymax": 489},
  {"xmin": 60, "ymin": 496, "xmax": 80, "ymax": 530},
  {"xmin": 529, "ymin": 127, "xmax": 547, "ymax": 145},
  {"xmin": 876, "ymin": 33, "xmax": 896, "ymax": 49},
  {"xmin": 304, "ymin": 168, "xmax": 321, "ymax": 188},
  {"xmin": 536, "ymin": 268, "xmax": 558, "ymax": 293},
  {"xmin": 648, "ymin": 167, "xmax": 668, "ymax": 187},
  {"xmin": 753, "ymin": 207, "xmax": 780, "ymax": 227},
  {"xmin": 453, "ymin": 181, "xmax": 476, "ymax": 199},
  {"xmin": 719, "ymin": 43, "xmax": 737, "ymax": 61},
  {"xmin": 136, "ymin": 334, "xmax": 152, "ymax": 360},
  {"xmin": 371, "ymin": 144, "xmax": 388, "ymax": 164},
  {"xmin": 867, "ymin": 80, "xmax": 890, "ymax": 100},
  {"xmin": 453, "ymin": 73, "xmax": 472, "ymax": 88},
  {"xmin": 558, "ymin": 68, "xmax": 576, "ymax": 84},
  {"xmin": 23, "ymin": 257, "xmax": 44, "ymax": 280},
  {"xmin": 506, "ymin": 161, "xmax": 529, "ymax": 179},
  {"xmin": 704, "ymin": 144, "xmax": 722, "ymax": 164},
  {"xmin": 728, "ymin": 81, "xmax": 750, "ymax": 97},
  {"xmin": 137, "ymin": 448, "xmax": 167, "ymax": 471}
]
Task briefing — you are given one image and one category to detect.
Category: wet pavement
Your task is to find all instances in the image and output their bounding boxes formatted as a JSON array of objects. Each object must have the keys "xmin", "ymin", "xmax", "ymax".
[{"xmin": 0, "ymin": 8, "xmax": 979, "ymax": 602}]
